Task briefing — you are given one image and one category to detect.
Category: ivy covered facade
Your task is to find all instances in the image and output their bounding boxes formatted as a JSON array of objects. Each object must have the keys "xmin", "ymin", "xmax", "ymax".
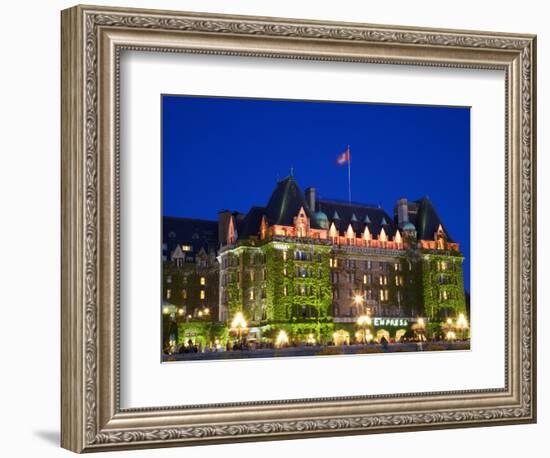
[{"xmin": 163, "ymin": 175, "xmax": 468, "ymax": 349}]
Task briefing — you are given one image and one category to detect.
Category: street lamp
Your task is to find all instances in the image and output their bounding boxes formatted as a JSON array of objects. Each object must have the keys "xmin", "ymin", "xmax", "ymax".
[
  {"xmin": 275, "ymin": 330, "xmax": 289, "ymax": 348},
  {"xmin": 445, "ymin": 317, "xmax": 455, "ymax": 341},
  {"xmin": 353, "ymin": 293, "xmax": 364, "ymax": 308},
  {"xmin": 416, "ymin": 317, "xmax": 426, "ymax": 341},
  {"xmin": 230, "ymin": 311, "xmax": 247, "ymax": 347},
  {"xmin": 357, "ymin": 314, "xmax": 372, "ymax": 344},
  {"xmin": 456, "ymin": 313, "xmax": 468, "ymax": 340}
]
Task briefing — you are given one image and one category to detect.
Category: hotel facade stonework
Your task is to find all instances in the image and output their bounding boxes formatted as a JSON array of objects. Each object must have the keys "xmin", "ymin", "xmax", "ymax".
[{"xmin": 162, "ymin": 175, "xmax": 467, "ymax": 349}]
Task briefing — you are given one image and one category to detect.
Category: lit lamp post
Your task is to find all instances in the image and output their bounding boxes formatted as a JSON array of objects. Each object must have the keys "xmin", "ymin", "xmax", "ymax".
[
  {"xmin": 353, "ymin": 293, "xmax": 364, "ymax": 311},
  {"xmin": 456, "ymin": 313, "xmax": 468, "ymax": 340},
  {"xmin": 162, "ymin": 304, "xmax": 177, "ymax": 354},
  {"xmin": 445, "ymin": 317, "xmax": 456, "ymax": 341},
  {"xmin": 416, "ymin": 317, "xmax": 426, "ymax": 341},
  {"xmin": 230, "ymin": 311, "xmax": 247, "ymax": 347},
  {"xmin": 357, "ymin": 314, "xmax": 372, "ymax": 344},
  {"xmin": 275, "ymin": 330, "xmax": 290, "ymax": 348}
]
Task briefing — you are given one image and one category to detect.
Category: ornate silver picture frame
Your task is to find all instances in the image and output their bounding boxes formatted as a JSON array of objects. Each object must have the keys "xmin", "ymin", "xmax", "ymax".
[{"xmin": 61, "ymin": 4, "xmax": 536, "ymax": 453}]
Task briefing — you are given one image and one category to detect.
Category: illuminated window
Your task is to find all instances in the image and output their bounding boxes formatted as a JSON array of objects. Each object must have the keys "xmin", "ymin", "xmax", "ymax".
[
  {"xmin": 200, "ymin": 290, "xmax": 205, "ymax": 300},
  {"xmin": 200, "ymin": 276, "xmax": 206, "ymax": 285},
  {"xmin": 283, "ymin": 285, "xmax": 288, "ymax": 296},
  {"xmin": 282, "ymin": 251, "xmax": 287, "ymax": 261},
  {"xmin": 181, "ymin": 245, "xmax": 192, "ymax": 252},
  {"xmin": 166, "ymin": 275, "xmax": 172, "ymax": 284},
  {"xmin": 182, "ymin": 289, "xmax": 187, "ymax": 299},
  {"xmin": 249, "ymin": 290, "xmax": 255, "ymax": 300},
  {"xmin": 363, "ymin": 274, "xmax": 367, "ymax": 284},
  {"xmin": 250, "ymin": 271, "xmax": 255, "ymax": 281},
  {"xmin": 166, "ymin": 289, "xmax": 171, "ymax": 299},
  {"xmin": 283, "ymin": 267, "xmax": 287, "ymax": 276}
]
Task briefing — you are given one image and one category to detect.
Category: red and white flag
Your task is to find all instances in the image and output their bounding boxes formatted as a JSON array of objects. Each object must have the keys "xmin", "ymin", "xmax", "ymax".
[{"xmin": 336, "ymin": 146, "xmax": 350, "ymax": 165}]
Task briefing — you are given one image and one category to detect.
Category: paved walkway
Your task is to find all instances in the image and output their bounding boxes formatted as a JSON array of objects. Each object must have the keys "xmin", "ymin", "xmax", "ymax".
[{"xmin": 163, "ymin": 341, "xmax": 470, "ymax": 362}]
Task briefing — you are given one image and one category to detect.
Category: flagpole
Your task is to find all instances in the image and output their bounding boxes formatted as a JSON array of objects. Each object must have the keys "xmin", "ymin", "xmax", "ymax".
[{"xmin": 347, "ymin": 145, "xmax": 351, "ymax": 203}]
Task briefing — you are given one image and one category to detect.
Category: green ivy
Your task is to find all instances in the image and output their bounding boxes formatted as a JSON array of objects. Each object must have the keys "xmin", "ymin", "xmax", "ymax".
[
  {"xmin": 262, "ymin": 242, "xmax": 332, "ymax": 322},
  {"xmin": 421, "ymin": 253, "xmax": 467, "ymax": 322}
]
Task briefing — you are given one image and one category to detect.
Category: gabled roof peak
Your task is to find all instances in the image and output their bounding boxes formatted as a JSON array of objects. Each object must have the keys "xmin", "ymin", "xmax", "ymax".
[{"xmin": 264, "ymin": 174, "xmax": 320, "ymax": 229}]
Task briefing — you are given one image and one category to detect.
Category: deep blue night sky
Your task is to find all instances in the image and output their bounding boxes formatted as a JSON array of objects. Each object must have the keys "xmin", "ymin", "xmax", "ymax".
[{"xmin": 162, "ymin": 95, "xmax": 470, "ymax": 292}]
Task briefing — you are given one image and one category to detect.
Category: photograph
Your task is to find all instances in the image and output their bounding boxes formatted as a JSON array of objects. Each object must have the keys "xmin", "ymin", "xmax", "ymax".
[{"xmin": 161, "ymin": 95, "xmax": 471, "ymax": 361}]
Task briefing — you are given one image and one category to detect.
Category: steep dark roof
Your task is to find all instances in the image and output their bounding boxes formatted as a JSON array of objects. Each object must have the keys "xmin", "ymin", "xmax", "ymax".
[
  {"xmin": 411, "ymin": 197, "xmax": 454, "ymax": 242},
  {"xmin": 163, "ymin": 216, "xmax": 219, "ymax": 257},
  {"xmin": 318, "ymin": 199, "xmax": 398, "ymax": 237},
  {"xmin": 264, "ymin": 176, "xmax": 321, "ymax": 229},
  {"xmin": 237, "ymin": 206, "xmax": 266, "ymax": 239}
]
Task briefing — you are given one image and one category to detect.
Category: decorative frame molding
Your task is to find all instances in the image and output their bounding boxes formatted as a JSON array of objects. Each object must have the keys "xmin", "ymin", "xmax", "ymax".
[{"xmin": 61, "ymin": 4, "xmax": 536, "ymax": 453}]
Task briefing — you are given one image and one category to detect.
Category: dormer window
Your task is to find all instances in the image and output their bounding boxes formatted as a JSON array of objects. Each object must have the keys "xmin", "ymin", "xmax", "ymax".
[
  {"xmin": 329, "ymin": 222, "xmax": 338, "ymax": 244},
  {"xmin": 379, "ymin": 227, "xmax": 388, "ymax": 242},
  {"xmin": 345, "ymin": 224, "xmax": 355, "ymax": 245},
  {"xmin": 394, "ymin": 230, "xmax": 402, "ymax": 244},
  {"xmin": 227, "ymin": 216, "xmax": 237, "ymax": 245},
  {"xmin": 294, "ymin": 206, "xmax": 309, "ymax": 238},
  {"xmin": 363, "ymin": 225, "xmax": 372, "ymax": 241},
  {"xmin": 435, "ymin": 224, "xmax": 446, "ymax": 249},
  {"xmin": 260, "ymin": 216, "xmax": 268, "ymax": 240}
]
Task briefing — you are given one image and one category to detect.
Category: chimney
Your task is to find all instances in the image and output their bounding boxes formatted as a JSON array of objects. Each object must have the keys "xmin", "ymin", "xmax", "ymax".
[
  {"xmin": 218, "ymin": 210, "xmax": 232, "ymax": 247},
  {"xmin": 305, "ymin": 187, "xmax": 316, "ymax": 212},
  {"xmin": 396, "ymin": 198, "xmax": 409, "ymax": 227}
]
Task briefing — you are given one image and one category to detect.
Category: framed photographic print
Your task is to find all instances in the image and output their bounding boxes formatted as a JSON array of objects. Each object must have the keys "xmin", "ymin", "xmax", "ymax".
[{"xmin": 61, "ymin": 4, "xmax": 537, "ymax": 453}]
